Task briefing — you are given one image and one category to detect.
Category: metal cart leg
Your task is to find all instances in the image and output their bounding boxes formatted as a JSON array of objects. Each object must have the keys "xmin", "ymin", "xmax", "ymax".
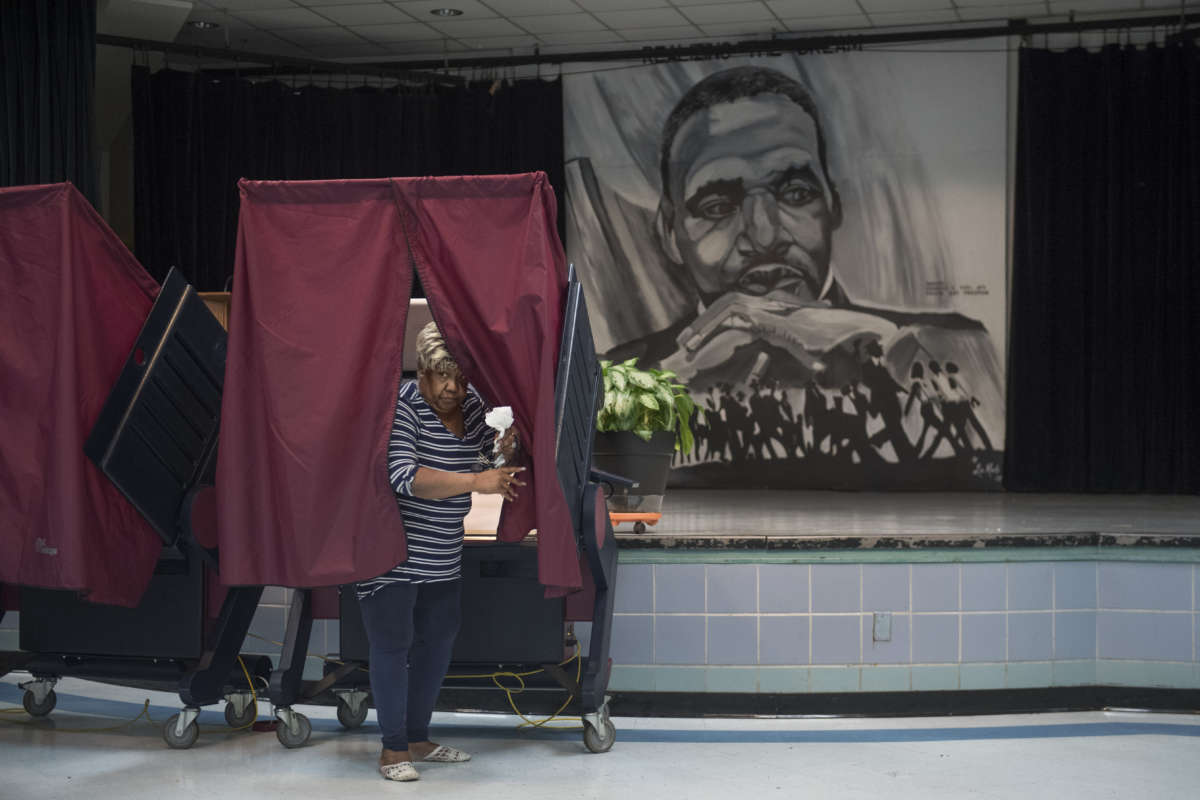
[
  {"xmin": 269, "ymin": 588, "xmax": 313, "ymax": 710},
  {"xmin": 179, "ymin": 585, "xmax": 263, "ymax": 708}
]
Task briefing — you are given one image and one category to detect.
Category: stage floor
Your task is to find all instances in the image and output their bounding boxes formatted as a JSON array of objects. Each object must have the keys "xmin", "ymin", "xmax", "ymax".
[{"xmin": 467, "ymin": 491, "xmax": 1200, "ymax": 542}]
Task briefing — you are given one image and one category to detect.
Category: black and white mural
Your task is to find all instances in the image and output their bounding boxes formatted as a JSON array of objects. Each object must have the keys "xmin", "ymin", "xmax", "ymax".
[{"xmin": 565, "ymin": 49, "xmax": 1007, "ymax": 489}]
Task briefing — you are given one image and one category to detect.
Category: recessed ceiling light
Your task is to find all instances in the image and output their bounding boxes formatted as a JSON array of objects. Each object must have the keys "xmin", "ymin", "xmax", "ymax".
[
  {"xmin": 187, "ymin": 20, "xmax": 221, "ymax": 30},
  {"xmin": 430, "ymin": 8, "xmax": 463, "ymax": 17}
]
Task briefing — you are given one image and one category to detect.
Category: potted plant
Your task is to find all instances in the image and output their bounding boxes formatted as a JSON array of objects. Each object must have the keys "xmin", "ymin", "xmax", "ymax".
[{"xmin": 593, "ymin": 358, "xmax": 698, "ymax": 514}]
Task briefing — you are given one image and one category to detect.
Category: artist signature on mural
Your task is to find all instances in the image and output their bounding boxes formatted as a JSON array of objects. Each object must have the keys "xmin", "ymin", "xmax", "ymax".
[
  {"xmin": 926, "ymin": 281, "xmax": 989, "ymax": 297},
  {"xmin": 971, "ymin": 454, "xmax": 1003, "ymax": 483}
]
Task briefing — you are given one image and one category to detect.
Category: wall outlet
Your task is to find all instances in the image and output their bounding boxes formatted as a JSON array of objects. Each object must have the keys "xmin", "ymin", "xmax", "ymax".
[{"xmin": 872, "ymin": 612, "xmax": 892, "ymax": 642}]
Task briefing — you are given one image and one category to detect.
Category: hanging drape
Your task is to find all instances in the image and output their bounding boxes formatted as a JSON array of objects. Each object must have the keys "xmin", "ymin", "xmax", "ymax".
[
  {"xmin": 216, "ymin": 174, "xmax": 578, "ymax": 595},
  {"xmin": 0, "ymin": 183, "xmax": 160, "ymax": 606},
  {"xmin": 0, "ymin": 0, "xmax": 98, "ymax": 204},
  {"xmin": 1006, "ymin": 43, "xmax": 1200, "ymax": 492},
  {"xmin": 131, "ymin": 68, "xmax": 564, "ymax": 291}
]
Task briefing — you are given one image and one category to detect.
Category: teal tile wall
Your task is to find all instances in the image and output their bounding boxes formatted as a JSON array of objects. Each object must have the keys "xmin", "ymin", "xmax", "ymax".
[{"xmin": 605, "ymin": 558, "xmax": 1200, "ymax": 693}]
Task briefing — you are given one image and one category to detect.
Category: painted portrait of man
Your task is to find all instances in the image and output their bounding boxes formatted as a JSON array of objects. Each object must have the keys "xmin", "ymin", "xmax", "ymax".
[{"xmin": 566, "ymin": 53, "xmax": 1006, "ymax": 488}]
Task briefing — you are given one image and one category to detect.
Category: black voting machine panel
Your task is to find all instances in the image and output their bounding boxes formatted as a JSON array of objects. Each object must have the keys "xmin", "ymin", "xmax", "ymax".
[
  {"xmin": 267, "ymin": 265, "xmax": 620, "ymax": 752},
  {"xmin": 13, "ymin": 269, "xmax": 268, "ymax": 747}
]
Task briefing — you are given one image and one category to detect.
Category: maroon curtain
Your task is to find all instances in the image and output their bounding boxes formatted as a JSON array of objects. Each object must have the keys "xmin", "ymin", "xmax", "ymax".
[
  {"xmin": 0, "ymin": 183, "xmax": 160, "ymax": 606},
  {"xmin": 216, "ymin": 174, "xmax": 579, "ymax": 595},
  {"xmin": 393, "ymin": 174, "xmax": 575, "ymax": 594}
]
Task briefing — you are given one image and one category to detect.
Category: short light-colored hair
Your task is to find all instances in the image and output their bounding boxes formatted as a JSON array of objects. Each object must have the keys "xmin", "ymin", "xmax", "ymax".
[{"xmin": 415, "ymin": 320, "xmax": 459, "ymax": 375}]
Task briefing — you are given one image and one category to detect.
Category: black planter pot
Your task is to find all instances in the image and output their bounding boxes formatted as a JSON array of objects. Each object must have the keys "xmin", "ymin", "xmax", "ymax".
[{"xmin": 592, "ymin": 431, "xmax": 676, "ymax": 501}]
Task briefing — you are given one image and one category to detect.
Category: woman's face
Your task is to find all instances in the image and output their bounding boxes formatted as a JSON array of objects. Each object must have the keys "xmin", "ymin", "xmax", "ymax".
[{"xmin": 420, "ymin": 366, "xmax": 467, "ymax": 415}]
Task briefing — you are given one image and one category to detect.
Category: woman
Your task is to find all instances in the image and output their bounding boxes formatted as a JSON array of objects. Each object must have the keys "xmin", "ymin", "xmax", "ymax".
[{"xmin": 356, "ymin": 321, "xmax": 524, "ymax": 782}]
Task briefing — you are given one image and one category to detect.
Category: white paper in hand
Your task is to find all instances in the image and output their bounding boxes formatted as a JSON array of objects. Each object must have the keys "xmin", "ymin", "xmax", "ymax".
[{"xmin": 485, "ymin": 406, "xmax": 514, "ymax": 466}]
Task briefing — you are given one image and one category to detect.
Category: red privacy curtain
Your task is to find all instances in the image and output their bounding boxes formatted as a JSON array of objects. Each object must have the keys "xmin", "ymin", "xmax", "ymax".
[
  {"xmin": 216, "ymin": 174, "xmax": 579, "ymax": 594},
  {"xmin": 0, "ymin": 183, "xmax": 161, "ymax": 607}
]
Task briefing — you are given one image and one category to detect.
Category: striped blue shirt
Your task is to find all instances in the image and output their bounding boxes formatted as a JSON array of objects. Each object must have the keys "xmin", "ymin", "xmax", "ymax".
[{"xmin": 356, "ymin": 380, "xmax": 491, "ymax": 599}]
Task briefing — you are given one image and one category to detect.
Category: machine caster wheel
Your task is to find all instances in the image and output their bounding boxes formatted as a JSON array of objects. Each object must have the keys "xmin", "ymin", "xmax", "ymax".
[
  {"xmin": 23, "ymin": 689, "xmax": 56, "ymax": 717},
  {"xmin": 583, "ymin": 719, "xmax": 616, "ymax": 753},
  {"xmin": 633, "ymin": 521, "xmax": 647, "ymax": 534},
  {"xmin": 336, "ymin": 698, "xmax": 368, "ymax": 729},
  {"xmin": 163, "ymin": 714, "xmax": 200, "ymax": 749},
  {"xmin": 276, "ymin": 712, "xmax": 312, "ymax": 748},
  {"xmin": 224, "ymin": 699, "xmax": 257, "ymax": 728}
]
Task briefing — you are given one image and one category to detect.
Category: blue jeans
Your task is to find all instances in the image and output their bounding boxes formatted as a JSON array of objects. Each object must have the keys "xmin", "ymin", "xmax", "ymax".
[{"xmin": 357, "ymin": 579, "xmax": 461, "ymax": 751}]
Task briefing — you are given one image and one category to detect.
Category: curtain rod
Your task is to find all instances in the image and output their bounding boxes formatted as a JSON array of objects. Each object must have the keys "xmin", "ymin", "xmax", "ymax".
[
  {"xmin": 101, "ymin": 12, "xmax": 1200, "ymax": 79},
  {"xmin": 374, "ymin": 12, "xmax": 1200, "ymax": 72},
  {"xmin": 94, "ymin": 33, "xmax": 462, "ymax": 85}
]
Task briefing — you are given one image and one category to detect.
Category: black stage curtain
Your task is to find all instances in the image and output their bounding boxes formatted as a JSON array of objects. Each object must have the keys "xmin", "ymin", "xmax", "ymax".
[
  {"xmin": 1006, "ymin": 43, "xmax": 1200, "ymax": 492},
  {"xmin": 0, "ymin": 0, "xmax": 97, "ymax": 204},
  {"xmin": 132, "ymin": 67, "xmax": 564, "ymax": 292}
]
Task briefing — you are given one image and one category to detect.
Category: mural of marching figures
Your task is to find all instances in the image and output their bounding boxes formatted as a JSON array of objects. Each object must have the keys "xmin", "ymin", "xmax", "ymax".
[{"xmin": 565, "ymin": 47, "xmax": 1008, "ymax": 489}]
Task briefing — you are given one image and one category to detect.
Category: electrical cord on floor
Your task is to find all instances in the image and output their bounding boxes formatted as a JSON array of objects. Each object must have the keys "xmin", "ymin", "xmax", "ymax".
[
  {"xmin": 0, "ymin": 655, "xmax": 263, "ymax": 735},
  {"xmin": 0, "ymin": 696, "xmax": 156, "ymax": 733},
  {"xmin": 2, "ymin": 634, "xmax": 586, "ymax": 734},
  {"xmin": 225, "ymin": 655, "xmax": 260, "ymax": 732},
  {"xmin": 246, "ymin": 631, "xmax": 588, "ymax": 730},
  {"xmin": 446, "ymin": 642, "xmax": 585, "ymax": 731}
]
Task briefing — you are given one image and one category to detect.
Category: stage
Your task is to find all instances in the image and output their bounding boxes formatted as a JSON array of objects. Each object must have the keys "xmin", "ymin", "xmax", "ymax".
[{"xmin": 468, "ymin": 490, "xmax": 1200, "ymax": 547}]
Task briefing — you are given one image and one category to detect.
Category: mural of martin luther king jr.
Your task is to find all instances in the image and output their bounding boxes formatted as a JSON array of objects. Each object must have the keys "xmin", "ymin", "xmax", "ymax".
[{"xmin": 605, "ymin": 64, "xmax": 1002, "ymax": 451}]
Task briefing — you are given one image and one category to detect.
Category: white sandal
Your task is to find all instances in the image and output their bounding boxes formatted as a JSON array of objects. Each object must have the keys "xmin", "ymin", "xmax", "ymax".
[
  {"xmin": 418, "ymin": 744, "xmax": 471, "ymax": 763},
  {"xmin": 380, "ymin": 761, "xmax": 419, "ymax": 781}
]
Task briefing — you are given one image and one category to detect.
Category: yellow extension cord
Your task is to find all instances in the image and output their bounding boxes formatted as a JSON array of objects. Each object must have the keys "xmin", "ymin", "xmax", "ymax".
[
  {"xmin": 0, "ymin": 655, "xmax": 260, "ymax": 735},
  {"xmin": 247, "ymin": 631, "xmax": 586, "ymax": 731},
  {"xmin": 2, "ymin": 633, "xmax": 585, "ymax": 733}
]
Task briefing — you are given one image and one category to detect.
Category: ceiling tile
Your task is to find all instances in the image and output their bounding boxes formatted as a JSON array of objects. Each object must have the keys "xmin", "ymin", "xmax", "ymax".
[
  {"xmin": 195, "ymin": 29, "xmax": 309, "ymax": 57},
  {"xmin": 352, "ymin": 21, "xmax": 448, "ymax": 40},
  {"xmin": 297, "ymin": 0, "xmax": 399, "ymax": 6},
  {"xmin": 679, "ymin": 1, "xmax": 776, "ymax": 25},
  {"xmin": 858, "ymin": 0, "xmax": 954, "ymax": 12},
  {"xmin": 535, "ymin": 29, "xmax": 624, "ymax": 44},
  {"xmin": 183, "ymin": 9, "xmax": 257, "ymax": 31},
  {"xmin": 544, "ymin": 40, "xmax": 636, "ymax": 54},
  {"xmin": 767, "ymin": 0, "xmax": 863, "ymax": 18},
  {"xmin": 780, "ymin": 13, "xmax": 871, "ymax": 30},
  {"xmin": 229, "ymin": 7, "xmax": 333, "ymax": 29},
  {"xmin": 479, "ymin": 0, "xmax": 587, "ymax": 14},
  {"xmin": 1048, "ymin": 0, "xmax": 1143, "ymax": 11},
  {"xmin": 618, "ymin": 24, "xmax": 706, "ymax": 41},
  {"xmin": 391, "ymin": 0, "xmax": 500, "ymax": 19},
  {"xmin": 375, "ymin": 38, "xmax": 470, "ymax": 54},
  {"xmin": 868, "ymin": 8, "xmax": 960, "ymax": 24},
  {"xmin": 514, "ymin": 13, "xmax": 607, "ymax": 32},
  {"xmin": 275, "ymin": 26, "xmax": 366, "ymax": 45},
  {"xmin": 697, "ymin": 21, "xmax": 786, "ymax": 36},
  {"xmin": 303, "ymin": 42, "xmax": 391, "ymax": 58},
  {"xmin": 428, "ymin": 17, "xmax": 525, "ymax": 35},
  {"xmin": 593, "ymin": 7, "xmax": 692, "ymax": 27},
  {"xmin": 308, "ymin": 4, "xmax": 415, "ymax": 24},
  {"xmin": 954, "ymin": 3, "xmax": 1047, "ymax": 19},
  {"xmin": 575, "ymin": 0, "xmax": 670, "ymax": 10},
  {"xmin": 193, "ymin": 0, "xmax": 299, "ymax": 10},
  {"xmin": 456, "ymin": 34, "xmax": 541, "ymax": 48}
]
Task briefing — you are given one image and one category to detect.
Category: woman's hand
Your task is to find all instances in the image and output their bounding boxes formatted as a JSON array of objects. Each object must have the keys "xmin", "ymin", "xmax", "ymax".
[
  {"xmin": 494, "ymin": 427, "xmax": 519, "ymax": 463},
  {"xmin": 474, "ymin": 466, "xmax": 526, "ymax": 501}
]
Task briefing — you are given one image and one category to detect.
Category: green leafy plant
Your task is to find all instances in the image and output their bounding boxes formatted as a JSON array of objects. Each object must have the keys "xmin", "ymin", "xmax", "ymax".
[{"xmin": 597, "ymin": 358, "xmax": 698, "ymax": 453}]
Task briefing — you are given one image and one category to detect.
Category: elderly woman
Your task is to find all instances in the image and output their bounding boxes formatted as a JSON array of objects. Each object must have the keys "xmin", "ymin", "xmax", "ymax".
[{"xmin": 357, "ymin": 321, "xmax": 524, "ymax": 782}]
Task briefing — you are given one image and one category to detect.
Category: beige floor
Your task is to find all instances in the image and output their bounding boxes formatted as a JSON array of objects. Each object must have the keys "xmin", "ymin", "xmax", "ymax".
[{"xmin": 3, "ymin": 674, "xmax": 1198, "ymax": 800}]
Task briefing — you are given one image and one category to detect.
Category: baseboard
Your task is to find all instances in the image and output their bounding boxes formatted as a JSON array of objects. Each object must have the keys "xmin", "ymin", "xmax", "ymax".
[{"xmin": 437, "ymin": 685, "xmax": 1200, "ymax": 717}]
